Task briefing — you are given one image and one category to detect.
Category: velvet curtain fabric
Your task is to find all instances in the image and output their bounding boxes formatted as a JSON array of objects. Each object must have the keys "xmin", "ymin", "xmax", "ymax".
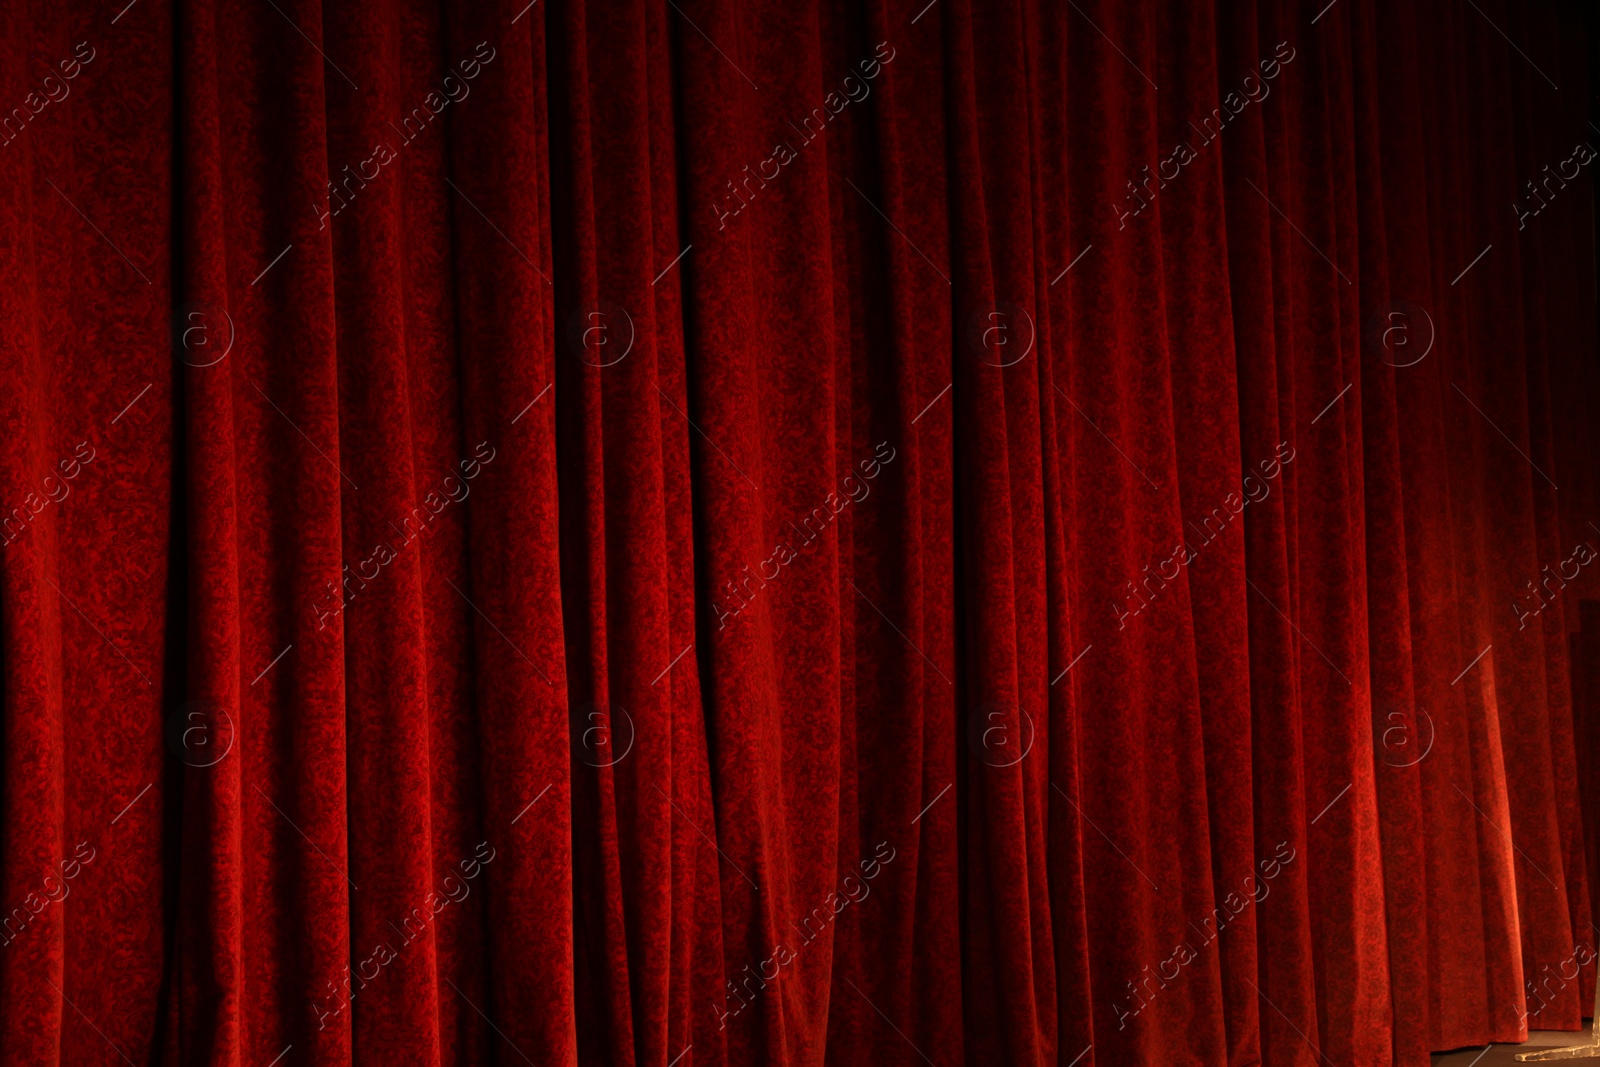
[{"xmin": 2, "ymin": 0, "xmax": 1598, "ymax": 1064}]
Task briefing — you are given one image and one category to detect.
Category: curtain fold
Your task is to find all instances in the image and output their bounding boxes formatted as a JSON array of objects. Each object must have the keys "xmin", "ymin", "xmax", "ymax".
[{"xmin": 2, "ymin": 0, "xmax": 1599, "ymax": 1065}]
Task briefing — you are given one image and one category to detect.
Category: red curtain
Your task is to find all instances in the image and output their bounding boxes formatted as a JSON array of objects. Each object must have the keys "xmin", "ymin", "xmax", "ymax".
[{"xmin": 2, "ymin": 0, "xmax": 1598, "ymax": 1064}]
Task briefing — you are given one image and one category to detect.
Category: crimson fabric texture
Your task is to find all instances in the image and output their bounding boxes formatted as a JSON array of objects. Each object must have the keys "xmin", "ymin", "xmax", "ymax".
[{"xmin": 3, "ymin": 0, "xmax": 1600, "ymax": 1065}]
